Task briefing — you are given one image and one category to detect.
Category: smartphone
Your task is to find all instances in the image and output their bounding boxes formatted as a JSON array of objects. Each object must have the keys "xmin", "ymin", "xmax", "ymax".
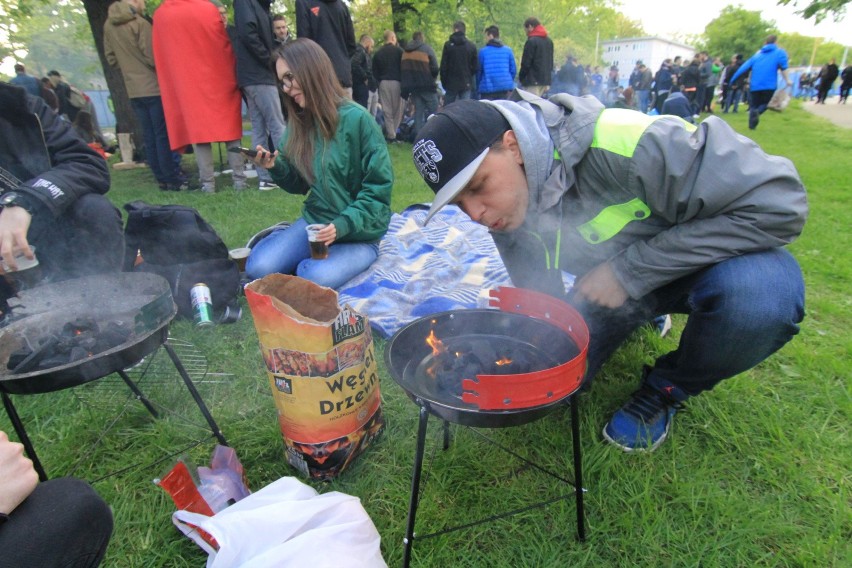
[{"xmin": 228, "ymin": 146, "xmax": 259, "ymax": 158}]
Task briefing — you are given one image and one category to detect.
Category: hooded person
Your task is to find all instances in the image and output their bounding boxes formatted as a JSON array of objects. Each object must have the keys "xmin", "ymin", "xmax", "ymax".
[
  {"xmin": 518, "ymin": 17, "xmax": 553, "ymax": 96},
  {"xmin": 411, "ymin": 92, "xmax": 806, "ymax": 453}
]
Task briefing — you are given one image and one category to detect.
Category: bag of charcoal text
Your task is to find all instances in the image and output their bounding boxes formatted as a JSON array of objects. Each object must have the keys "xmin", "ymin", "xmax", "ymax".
[{"xmin": 245, "ymin": 274, "xmax": 384, "ymax": 480}]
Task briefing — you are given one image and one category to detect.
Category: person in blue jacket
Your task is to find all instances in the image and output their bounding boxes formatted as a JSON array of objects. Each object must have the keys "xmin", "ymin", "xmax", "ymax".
[
  {"xmin": 477, "ymin": 25, "xmax": 516, "ymax": 100},
  {"xmin": 730, "ymin": 34, "xmax": 790, "ymax": 130}
]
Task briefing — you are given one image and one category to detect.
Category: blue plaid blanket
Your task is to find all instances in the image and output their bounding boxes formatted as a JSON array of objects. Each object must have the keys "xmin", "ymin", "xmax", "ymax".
[
  {"xmin": 338, "ymin": 204, "xmax": 511, "ymax": 338},
  {"xmin": 338, "ymin": 204, "xmax": 574, "ymax": 338}
]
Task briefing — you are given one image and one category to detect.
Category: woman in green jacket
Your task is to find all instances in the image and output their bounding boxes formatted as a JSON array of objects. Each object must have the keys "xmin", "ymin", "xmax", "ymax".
[{"xmin": 246, "ymin": 38, "xmax": 392, "ymax": 288}]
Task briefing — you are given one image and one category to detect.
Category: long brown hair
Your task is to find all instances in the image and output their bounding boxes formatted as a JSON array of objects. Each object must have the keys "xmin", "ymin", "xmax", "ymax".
[{"xmin": 276, "ymin": 39, "xmax": 346, "ymax": 184}]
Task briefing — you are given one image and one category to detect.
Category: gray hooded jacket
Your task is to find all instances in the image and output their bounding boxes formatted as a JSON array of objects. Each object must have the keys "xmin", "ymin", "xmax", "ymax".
[{"xmin": 482, "ymin": 90, "xmax": 807, "ymax": 300}]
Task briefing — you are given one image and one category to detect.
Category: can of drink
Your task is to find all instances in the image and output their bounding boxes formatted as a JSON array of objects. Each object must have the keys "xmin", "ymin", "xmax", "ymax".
[{"xmin": 190, "ymin": 283, "xmax": 214, "ymax": 327}]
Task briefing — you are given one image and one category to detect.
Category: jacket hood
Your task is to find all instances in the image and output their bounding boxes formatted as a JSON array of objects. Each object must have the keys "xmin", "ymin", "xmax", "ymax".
[
  {"xmin": 527, "ymin": 24, "xmax": 548, "ymax": 38},
  {"xmin": 107, "ymin": 1, "xmax": 138, "ymax": 26},
  {"xmin": 486, "ymin": 39, "xmax": 504, "ymax": 48},
  {"xmin": 760, "ymin": 43, "xmax": 778, "ymax": 54},
  {"xmin": 448, "ymin": 31, "xmax": 467, "ymax": 45},
  {"xmin": 0, "ymin": 82, "xmax": 30, "ymax": 124},
  {"xmin": 486, "ymin": 91, "xmax": 604, "ymax": 221},
  {"xmin": 405, "ymin": 39, "xmax": 424, "ymax": 51}
]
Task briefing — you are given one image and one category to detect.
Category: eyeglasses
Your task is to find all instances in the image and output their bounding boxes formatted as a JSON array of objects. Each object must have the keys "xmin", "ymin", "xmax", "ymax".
[{"xmin": 279, "ymin": 72, "xmax": 296, "ymax": 91}]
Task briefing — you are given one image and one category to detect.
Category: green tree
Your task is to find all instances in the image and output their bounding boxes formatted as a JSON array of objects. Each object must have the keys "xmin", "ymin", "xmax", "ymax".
[
  {"xmin": 702, "ymin": 6, "xmax": 777, "ymax": 60},
  {"xmin": 777, "ymin": 0, "xmax": 849, "ymax": 22}
]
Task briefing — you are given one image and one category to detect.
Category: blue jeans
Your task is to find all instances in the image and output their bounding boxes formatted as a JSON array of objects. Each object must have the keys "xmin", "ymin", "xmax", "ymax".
[
  {"xmin": 245, "ymin": 218, "xmax": 380, "ymax": 289},
  {"xmin": 723, "ymin": 89, "xmax": 742, "ymax": 112},
  {"xmin": 130, "ymin": 96, "xmax": 182, "ymax": 184},
  {"xmin": 570, "ymin": 248, "xmax": 805, "ymax": 396},
  {"xmin": 412, "ymin": 91, "xmax": 439, "ymax": 139},
  {"xmin": 243, "ymin": 84, "xmax": 286, "ymax": 183},
  {"xmin": 636, "ymin": 89, "xmax": 650, "ymax": 113},
  {"xmin": 443, "ymin": 89, "xmax": 471, "ymax": 105}
]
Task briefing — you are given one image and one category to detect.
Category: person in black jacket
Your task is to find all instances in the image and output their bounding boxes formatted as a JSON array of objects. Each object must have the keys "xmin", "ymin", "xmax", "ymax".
[
  {"xmin": 372, "ymin": 30, "xmax": 404, "ymax": 142},
  {"xmin": 0, "ymin": 82, "xmax": 124, "ymax": 287},
  {"xmin": 351, "ymin": 34, "xmax": 375, "ymax": 109},
  {"xmin": 439, "ymin": 20, "xmax": 478, "ymax": 105},
  {"xmin": 234, "ymin": 0, "xmax": 286, "ymax": 191},
  {"xmin": 295, "ymin": 0, "xmax": 357, "ymax": 93},
  {"xmin": 518, "ymin": 17, "xmax": 553, "ymax": 96}
]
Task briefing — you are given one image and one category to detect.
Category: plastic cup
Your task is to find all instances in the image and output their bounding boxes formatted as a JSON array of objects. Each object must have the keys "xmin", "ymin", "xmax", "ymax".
[
  {"xmin": 305, "ymin": 224, "xmax": 329, "ymax": 260},
  {"xmin": 229, "ymin": 247, "xmax": 251, "ymax": 272},
  {"xmin": 0, "ymin": 246, "xmax": 38, "ymax": 273}
]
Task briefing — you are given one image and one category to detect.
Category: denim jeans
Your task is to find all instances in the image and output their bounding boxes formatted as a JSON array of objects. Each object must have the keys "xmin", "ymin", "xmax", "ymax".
[
  {"xmin": 723, "ymin": 89, "xmax": 742, "ymax": 112},
  {"xmin": 635, "ymin": 89, "xmax": 650, "ymax": 113},
  {"xmin": 443, "ymin": 89, "xmax": 471, "ymax": 105},
  {"xmin": 243, "ymin": 84, "xmax": 287, "ymax": 183},
  {"xmin": 570, "ymin": 248, "xmax": 805, "ymax": 396},
  {"xmin": 28, "ymin": 193, "xmax": 125, "ymax": 281},
  {"xmin": 412, "ymin": 91, "xmax": 439, "ymax": 139},
  {"xmin": 130, "ymin": 96, "xmax": 182, "ymax": 184},
  {"xmin": 245, "ymin": 217, "xmax": 380, "ymax": 289}
]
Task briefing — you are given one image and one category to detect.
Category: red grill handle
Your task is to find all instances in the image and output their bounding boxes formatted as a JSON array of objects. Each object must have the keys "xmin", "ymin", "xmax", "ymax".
[{"xmin": 460, "ymin": 287, "xmax": 589, "ymax": 410}]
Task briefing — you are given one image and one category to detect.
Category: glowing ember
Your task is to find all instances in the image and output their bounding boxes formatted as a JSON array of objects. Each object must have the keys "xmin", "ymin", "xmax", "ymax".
[{"xmin": 495, "ymin": 356, "xmax": 513, "ymax": 366}]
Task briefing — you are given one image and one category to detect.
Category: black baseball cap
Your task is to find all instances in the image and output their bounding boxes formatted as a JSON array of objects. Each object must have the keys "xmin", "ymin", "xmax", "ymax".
[{"xmin": 412, "ymin": 100, "xmax": 511, "ymax": 224}]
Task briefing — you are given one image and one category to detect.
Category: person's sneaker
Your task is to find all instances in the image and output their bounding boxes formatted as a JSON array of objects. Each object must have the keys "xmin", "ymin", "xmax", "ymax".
[
  {"xmin": 603, "ymin": 380, "xmax": 686, "ymax": 452},
  {"xmin": 258, "ymin": 181, "xmax": 278, "ymax": 191},
  {"xmin": 654, "ymin": 314, "xmax": 672, "ymax": 338}
]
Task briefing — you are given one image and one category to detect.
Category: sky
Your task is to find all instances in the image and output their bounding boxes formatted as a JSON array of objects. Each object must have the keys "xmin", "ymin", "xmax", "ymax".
[{"xmin": 617, "ymin": 0, "xmax": 849, "ymax": 44}]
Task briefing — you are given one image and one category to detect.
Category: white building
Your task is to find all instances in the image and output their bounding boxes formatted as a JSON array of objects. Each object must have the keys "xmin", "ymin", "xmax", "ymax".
[{"xmin": 602, "ymin": 36, "xmax": 696, "ymax": 86}]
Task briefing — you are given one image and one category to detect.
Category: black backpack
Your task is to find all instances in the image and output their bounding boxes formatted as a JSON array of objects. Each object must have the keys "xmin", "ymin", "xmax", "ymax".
[{"xmin": 122, "ymin": 201, "xmax": 241, "ymax": 322}]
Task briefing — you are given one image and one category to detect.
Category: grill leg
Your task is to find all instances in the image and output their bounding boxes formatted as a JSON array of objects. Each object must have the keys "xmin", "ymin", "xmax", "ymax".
[
  {"xmin": 116, "ymin": 369, "xmax": 159, "ymax": 418},
  {"xmin": 442, "ymin": 420, "xmax": 451, "ymax": 450},
  {"xmin": 403, "ymin": 405, "xmax": 429, "ymax": 568},
  {"xmin": 162, "ymin": 340, "xmax": 228, "ymax": 446},
  {"xmin": 2, "ymin": 392, "xmax": 48, "ymax": 481},
  {"xmin": 570, "ymin": 394, "xmax": 586, "ymax": 541}
]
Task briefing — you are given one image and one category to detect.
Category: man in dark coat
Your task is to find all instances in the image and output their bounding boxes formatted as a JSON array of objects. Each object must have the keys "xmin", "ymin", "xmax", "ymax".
[
  {"xmin": 295, "ymin": 0, "xmax": 357, "ymax": 91},
  {"xmin": 351, "ymin": 34, "xmax": 375, "ymax": 109},
  {"xmin": 439, "ymin": 20, "xmax": 478, "ymax": 105},
  {"xmin": 815, "ymin": 58, "xmax": 839, "ymax": 104},
  {"xmin": 373, "ymin": 30, "xmax": 404, "ymax": 142},
  {"xmin": 234, "ymin": 0, "xmax": 286, "ymax": 190},
  {"xmin": 0, "ymin": 82, "xmax": 124, "ymax": 286},
  {"xmin": 518, "ymin": 17, "xmax": 553, "ymax": 96},
  {"xmin": 401, "ymin": 31, "xmax": 439, "ymax": 139}
]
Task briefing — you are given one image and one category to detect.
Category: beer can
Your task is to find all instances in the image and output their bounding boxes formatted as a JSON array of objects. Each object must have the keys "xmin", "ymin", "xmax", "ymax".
[{"xmin": 190, "ymin": 283, "xmax": 214, "ymax": 327}]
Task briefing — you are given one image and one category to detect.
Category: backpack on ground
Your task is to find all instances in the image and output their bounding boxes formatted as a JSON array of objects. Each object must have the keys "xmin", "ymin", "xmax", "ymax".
[{"xmin": 122, "ymin": 201, "xmax": 241, "ymax": 323}]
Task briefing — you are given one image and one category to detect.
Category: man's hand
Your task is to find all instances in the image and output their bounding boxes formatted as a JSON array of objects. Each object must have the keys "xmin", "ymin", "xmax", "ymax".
[
  {"xmin": 0, "ymin": 431, "xmax": 39, "ymax": 515},
  {"xmin": 0, "ymin": 207, "xmax": 33, "ymax": 272},
  {"xmin": 573, "ymin": 261, "xmax": 630, "ymax": 308}
]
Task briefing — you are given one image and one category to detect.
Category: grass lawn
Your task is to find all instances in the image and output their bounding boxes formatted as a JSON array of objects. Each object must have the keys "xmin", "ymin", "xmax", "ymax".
[{"xmin": 2, "ymin": 101, "xmax": 849, "ymax": 567}]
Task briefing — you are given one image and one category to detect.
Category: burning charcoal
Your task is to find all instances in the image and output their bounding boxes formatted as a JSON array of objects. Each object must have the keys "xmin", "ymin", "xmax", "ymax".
[
  {"xmin": 101, "ymin": 321, "xmax": 132, "ymax": 345},
  {"xmin": 68, "ymin": 345, "xmax": 91, "ymax": 363}
]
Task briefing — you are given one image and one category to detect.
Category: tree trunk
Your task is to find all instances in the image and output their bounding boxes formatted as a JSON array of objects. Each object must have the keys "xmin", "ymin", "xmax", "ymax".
[{"xmin": 81, "ymin": 0, "xmax": 142, "ymax": 155}]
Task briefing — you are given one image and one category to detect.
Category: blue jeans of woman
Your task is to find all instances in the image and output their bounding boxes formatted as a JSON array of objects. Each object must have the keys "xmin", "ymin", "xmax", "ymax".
[
  {"xmin": 570, "ymin": 248, "xmax": 805, "ymax": 396},
  {"xmin": 245, "ymin": 218, "xmax": 380, "ymax": 289}
]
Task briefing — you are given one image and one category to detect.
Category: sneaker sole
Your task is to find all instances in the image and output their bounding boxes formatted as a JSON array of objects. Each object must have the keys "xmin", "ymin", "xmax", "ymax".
[{"xmin": 602, "ymin": 421, "xmax": 670, "ymax": 453}]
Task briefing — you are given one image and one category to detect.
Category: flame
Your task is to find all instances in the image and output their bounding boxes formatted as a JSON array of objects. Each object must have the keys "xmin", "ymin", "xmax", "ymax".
[
  {"xmin": 425, "ymin": 328, "xmax": 446, "ymax": 357},
  {"xmin": 495, "ymin": 356, "xmax": 513, "ymax": 366}
]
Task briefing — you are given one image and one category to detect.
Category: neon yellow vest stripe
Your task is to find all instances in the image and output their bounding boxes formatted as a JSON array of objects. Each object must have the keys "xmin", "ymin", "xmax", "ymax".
[{"xmin": 578, "ymin": 110, "xmax": 696, "ymax": 243}]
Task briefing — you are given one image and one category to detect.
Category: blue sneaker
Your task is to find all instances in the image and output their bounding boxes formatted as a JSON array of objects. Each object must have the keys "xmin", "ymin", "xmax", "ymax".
[{"xmin": 603, "ymin": 381, "xmax": 686, "ymax": 452}]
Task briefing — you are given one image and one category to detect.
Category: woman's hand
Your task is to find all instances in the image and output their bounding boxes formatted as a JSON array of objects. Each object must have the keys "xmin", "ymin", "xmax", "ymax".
[
  {"xmin": 0, "ymin": 431, "xmax": 39, "ymax": 515},
  {"xmin": 252, "ymin": 145, "xmax": 278, "ymax": 169},
  {"xmin": 316, "ymin": 223, "xmax": 337, "ymax": 246},
  {"xmin": 0, "ymin": 207, "xmax": 33, "ymax": 273}
]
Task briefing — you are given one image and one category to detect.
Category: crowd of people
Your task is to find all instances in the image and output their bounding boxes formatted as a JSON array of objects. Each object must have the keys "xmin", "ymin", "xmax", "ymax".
[{"xmin": 0, "ymin": 6, "xmax": 819, "ymax": 566}]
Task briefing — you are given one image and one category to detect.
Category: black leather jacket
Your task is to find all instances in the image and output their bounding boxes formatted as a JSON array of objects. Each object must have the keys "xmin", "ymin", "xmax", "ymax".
[{"xmin": 0, "ymin": 82, "xmax": 109, "ymax": 219}]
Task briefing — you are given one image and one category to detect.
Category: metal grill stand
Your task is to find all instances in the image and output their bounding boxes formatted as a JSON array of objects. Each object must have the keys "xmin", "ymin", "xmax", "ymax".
[
  {"xmin": 401, "ymin": 396, "xmax": 585, "ymax": 567},
  {"xmin": 1, "ymin": 336, "xmax": 228, "ymax": 482}
]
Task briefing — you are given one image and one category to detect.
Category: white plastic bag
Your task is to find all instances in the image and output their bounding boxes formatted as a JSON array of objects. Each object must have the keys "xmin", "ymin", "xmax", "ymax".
[{"xmin": 173, "ymin": 477, "xmax": 387, "ymax": 568}]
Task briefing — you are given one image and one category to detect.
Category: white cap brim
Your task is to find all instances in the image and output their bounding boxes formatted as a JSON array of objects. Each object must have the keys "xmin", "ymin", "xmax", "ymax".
[{"xmin": 423, "ymin": 147, "xmax": 490, "ymax": 225}]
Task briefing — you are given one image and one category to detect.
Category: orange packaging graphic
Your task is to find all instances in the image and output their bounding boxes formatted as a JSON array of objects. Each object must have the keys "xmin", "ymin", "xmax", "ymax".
[{"xmin": 245, "ymin": 274, "xmax": 384, "ymax": 479}]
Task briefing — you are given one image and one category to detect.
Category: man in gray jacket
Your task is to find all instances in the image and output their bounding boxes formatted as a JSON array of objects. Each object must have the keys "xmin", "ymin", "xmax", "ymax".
[{"xmin": 411, "ymin": 93, "xmax": 807, "ymax": 452}]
